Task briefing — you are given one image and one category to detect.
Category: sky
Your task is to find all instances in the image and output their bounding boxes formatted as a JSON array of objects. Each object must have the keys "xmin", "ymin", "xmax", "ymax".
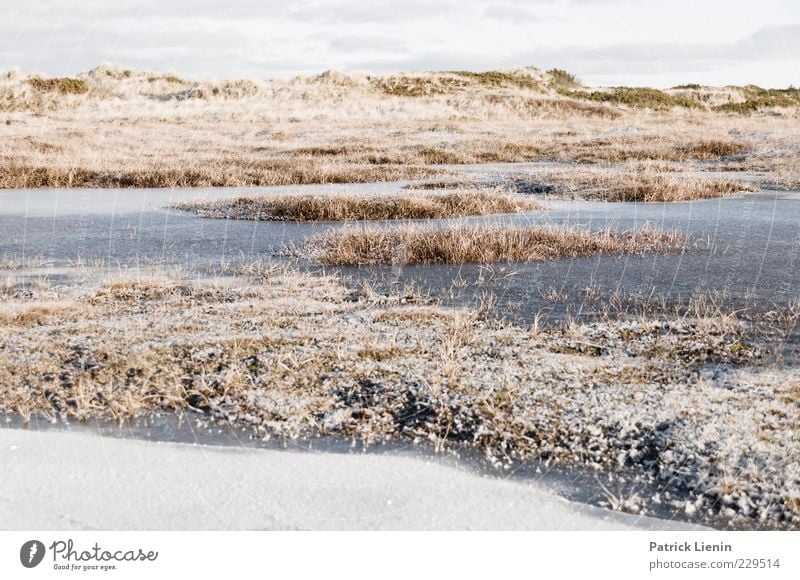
[{"xmin": 1, "ymin": 0, "xmax": 798, "ymax": 88}]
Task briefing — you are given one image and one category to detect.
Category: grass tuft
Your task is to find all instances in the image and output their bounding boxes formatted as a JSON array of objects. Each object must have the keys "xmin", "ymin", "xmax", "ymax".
[
  {"xmin": 305, "ymin": 223, "xmax": 687, "ymax": 265},
  {"xmin": 547, "ymin": 68, "xmax": 580, "ymax": 90},
  {"xmin": 561, "ymin": 87, "xmax": 701, "ymax": 110},
  {"xmin": 451, "ymin": 70, "xmax": 542, "ymax": 90},
  {"xmin": 506, "ymin": 169, "xmax": 755, "ymax": 202},
  {"xmin": 714, "ymin": 86, "xmax": 800, "ymax": 113},
  {"xmin": 682, "ymin": 139, "xmax": 748, "ymax": 159},
  {"xmin": 370, "ymin": 75, "xmax": 469, "ymax": 97},
  {"xmin": 599, "ymin": 176, "xmax": 753, "ymax": 202},
  {"xmin": 0, "ymin": 161, "xmax": 440, "ymax": 189},
  {"xmin": 27, "ymin": 77, "xmax": 88, "ymax": 95},
  {"xmin": 173, "ymin": 190, "xmax": 539, "ymax": 221}
]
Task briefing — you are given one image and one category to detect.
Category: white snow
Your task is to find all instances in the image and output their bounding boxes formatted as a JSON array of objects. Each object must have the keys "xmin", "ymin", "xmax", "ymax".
[{"xmin": 0, "ymin": 428, "xmax": 703, "ymax": 530}]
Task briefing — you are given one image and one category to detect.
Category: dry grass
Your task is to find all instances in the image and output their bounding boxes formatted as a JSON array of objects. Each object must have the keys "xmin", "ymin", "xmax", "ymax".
[
  {"xmin": 0, "ymin": 254, "xmax": 52, "ymax": 270},
  {"xmin": 566, "ymin": 137, "xmax": 750, "ymax": 164},
  {"xmin": 604, "ymin": 175, "xmax": 753, "ymax": 202},
  {"xmin": 0, "ymin": 160, "xmax": 440, "ymax": 188},
  {"xmin": 684, "ymin": 139, "xmax": 748, "ymax": 159},
  {"xmin": 27, "ymin": 77, "xmax": 88, "ymax": 95},
  {"xmin": 1, "ymin": 65, "xmax": 797, "ymax": 189},
  {"xmin": 0, "ymin": 267, "xmax": 797, "ymax": 527},
  {"xmin": 305, "ymin": 223, "xmax": 687, "ymax": 265},
  {"xmin": 559, "ymin": 86, "xmax": 701, "ymax": 110},
  {"xmin": 499, "ymin": 166, "xmax": 757, "ymax": 201},
  {"xmin": 0, "ymin": 302, "xmax": 78, "ymax": 326},
  {"xmin": 173, "ymin": 190, "xmax": 539, "ymax": 221}
]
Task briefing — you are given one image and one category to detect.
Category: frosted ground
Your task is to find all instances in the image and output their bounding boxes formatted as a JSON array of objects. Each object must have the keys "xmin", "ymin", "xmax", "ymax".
[{"xmin": 1, "ymin": 66, "xmax": 799, "ymax": 530}]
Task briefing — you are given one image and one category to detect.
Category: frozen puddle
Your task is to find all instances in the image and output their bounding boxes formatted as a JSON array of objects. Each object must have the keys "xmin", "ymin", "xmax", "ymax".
[{"xmin": 0, "ymin": 427, "xmax": 703, "ymax": 531}]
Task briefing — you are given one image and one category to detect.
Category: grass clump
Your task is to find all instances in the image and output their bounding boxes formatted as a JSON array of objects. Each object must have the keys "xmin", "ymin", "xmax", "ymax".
[
  {"xmin": 510, "ymin": 168, "xmax": 755, "ymax": 202},
  {"xmin": 682, "ymin": 139, "xmax": 748, "ymax": 159},
  {"xmin": 371, "ymin": 75, "xmax": 469, "ymax": 97},
  {"xmin": 602, "ymin": 175, "xmax": 754, "ymax": 202},
  {"xmin": 0, "ymin": 160, "xmax": 440, "ymax": 188},
  {"xmin": 371, "ymin": 70, "xmax": 543, "ymax": 97},
  {"xmin": 567, "ymin": 137, "xmax": 748, "ymax": 163},
  {"xmin": 306, "ymin": 223, "xmax": 687, "ymax": 265},
  {"xmin": 562, "ymin": 87, "xmax": 700, "ymax": 110},
  {"xmin": 146, "ymin": 73, "xmax": 186, "ymax": 84},
  {"xmin": 714, "ymin": 86, "xmax": 800, "ymax": 114},
  {"xmin": 173, "ymin": 190, "xmax": 539, "ymax": 221},
  {"xmin": 414, "ymin": 146, "xmax": 469, "ymax": 164},
  {"xmin": 547, "ymin": 68, "xmax": 580, "ymax": 90},
  {"xmin": 27, "ymin": 77, "xmax": 88, "ymax": 95},
  {"xmin": 451, "ymin": 70, "xmax": 542, "ymax": 90}
]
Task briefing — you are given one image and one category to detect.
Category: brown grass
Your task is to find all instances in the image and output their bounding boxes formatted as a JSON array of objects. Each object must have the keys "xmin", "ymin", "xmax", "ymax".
[
  {"xmin": 305, "ymin": 223, "xmax": 687, "ymax": 265},
  {"xmin": 0, "ymin": 160, "xmax": 441, "ymax": 188},
  {"xmin": 27, "ymin": 77, "xmax": 88, "ymax": 95},
  {"xmin": 173, "ymin": 190, "xmax": 539, "ymax": 221},
  {"xmin": 0, "ymin": 302, "xmax": 78, "ymax": 326},
  {"xmin": 0, "ymin": 65, "xmax": 796, "ymax": 189},
  {"xmin": 604, "ymin": 175, "xmax": 753, "ymax": 202},
  {"xmin": 568, "ymin": 137, "xmax": 750, "ymax": 164},
  {"xmin": 683, "ymin": 139, "xmax": 748, "ymax": 159},
  {"xmin": 1, "ymin": 267, "xmax": 795, "ymax": 526},
  {"xmin": 503, "ymin": 167, "xmax": 756, "ymax": 201}
]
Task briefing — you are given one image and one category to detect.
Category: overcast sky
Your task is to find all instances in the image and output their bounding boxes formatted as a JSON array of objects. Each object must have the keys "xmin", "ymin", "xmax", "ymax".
[{"xmin": 1, "ymin": 0, "xmax": 798, "ymax": 87}]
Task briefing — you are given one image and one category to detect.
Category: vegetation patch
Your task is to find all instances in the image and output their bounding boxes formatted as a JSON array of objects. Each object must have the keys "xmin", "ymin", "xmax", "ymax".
[
  {"xmin": 714, "ymin": 85, "xmax": 800, "ymax": 113},
  {"xmin": 600, "ymin": 175, "xmax": 754, "ymax": 202},
  {"xmin": 547, "ymin": 68, "xmax": 580, "ymax": 90},
  {"xmin": 304, "ymin": 224, "xmax": 687, "ymax": 265},
  {"xmin": 2, "ymin": 270, "xmax": 796, "ymax": 528},
  {"xmin": 682, "ymin": 139, "xmax": 748, "ymax": 159},
  {"xmin": 568, "ymin": 138, "xmax": 748, "ymax": 163},
  {"xmin": 370, "ymin": 75, "xmax": 469, "ymax": 97},
  {"xmin": 0, "ymin": 65, "xmax": 794, "ymax": 192},
  {"xmin": 146, "ymin": 73, "xmax": 186, "ymax": 84},
  {"xmin": 0, "ymin": 160, "xmax": 442, "ymax": 189},
  {"xmin": 26, "ymin": 77, "xmax": 88, "ymax": 95},
  {"xmin": 413, "ymin": 146, "xmax": 469, "ymax": 164},
  {"xmin": 562, "ymin": 87, "xmax": 701, "ymax": 110},
  {"xmin": 450, "ymin": 70, "xmax": 542, "ymax": 91},
  {"xmin": 173, "ymin": 190, "xmax": 539, "ymax": 221},
  {"xmin": 506, "ymin": 168, "xmax": 755, "ymax": 202}
]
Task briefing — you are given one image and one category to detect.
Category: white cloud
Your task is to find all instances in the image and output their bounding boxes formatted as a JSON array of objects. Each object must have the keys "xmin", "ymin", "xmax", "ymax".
[
  {"xmin": 483, "ymin": 3, "xmax": 540, "ymax": 22},
  {"xmin": 1, "ymin": 0, "xmax": 797, "ymax": 86}
]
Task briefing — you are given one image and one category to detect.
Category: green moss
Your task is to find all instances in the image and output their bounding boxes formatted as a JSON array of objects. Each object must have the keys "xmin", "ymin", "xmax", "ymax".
[
  {"xmin": 371, "ymin": 75, "xmax": 468, "ymax": 97},
  {"xmin": 372, "ymin": 70, "xmax": 543, "ymax": 97},
  {"xmin": 727, "ymin": 340, "xmax": 751, "ymax": 354},
  {"xmin": 27, "ymin": 77, "xmax": 88, "ymax": 95},
  {"xmin": 146, "ymin": 74, "xmax": 186, "ymax": 85},
  {"xmin": 714, "ymin": 85, "xmax": 800, "ymax": 114},
  {"xmin": 560, "ymin": 87, "xmax": 701, "ymax": 110},
  {"xmin": 547, "ymin": 68, "xmax": 579, "ymax": 90},
  {"xmin": 451, "ymin": 70, "xmax": 541, "ymax": 90},
  {"xmin": 714, "ymin": 100, "xmax": 759, "ymax": 114}
]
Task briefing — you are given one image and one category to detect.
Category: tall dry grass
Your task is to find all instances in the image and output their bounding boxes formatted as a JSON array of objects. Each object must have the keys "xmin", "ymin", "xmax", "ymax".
[
  {"xmin": 306, "ymin": 223, "xmax": 687, "ymax": 265},
  {"xmin": 605, "ymin": 175, "xmax": 753, "ymax": 202},
  {"xmin": 507, "ymin": 170, "xmax": 756, "ymax": 201},
  {"xmin": 1, "ymin": 65, "xmax": 797, "ymax": 189},
  {"xmin": 173, "ymin": 190, "xmax": 539, "ymax": 221}
]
